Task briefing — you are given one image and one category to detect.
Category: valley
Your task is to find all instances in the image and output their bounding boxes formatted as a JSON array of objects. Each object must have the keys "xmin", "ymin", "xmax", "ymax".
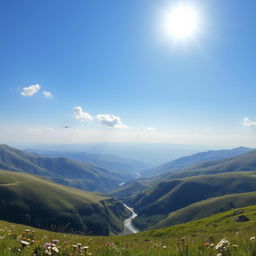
[{"xmin": 1, "ymin": 143, "xmax": 256, "ymax": 249}]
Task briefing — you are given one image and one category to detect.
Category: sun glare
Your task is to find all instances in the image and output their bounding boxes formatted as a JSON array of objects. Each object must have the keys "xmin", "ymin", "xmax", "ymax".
[{"xmin": 163, "ymin": 4, "xmax": 199, "ymax": 39}]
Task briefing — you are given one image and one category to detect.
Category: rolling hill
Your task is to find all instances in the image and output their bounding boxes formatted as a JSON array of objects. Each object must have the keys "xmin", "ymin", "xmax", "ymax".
[
  {"xmin": 142, "ymin": 146, "xmax": 252, "ymax": 177},
  {"xmin": 127, "ymin": 172, "xmax": 256, "ymax": 229},
  {"xmin": 0, "ymin": 169, "xmax": 129, "ymax": 235},
  {"xmin": 0, "ymin": 144, "xmax": 124, "ymax": 192},
  {"xmin": 150, "ymin": 191, "xmax": 256, "ymax": 229},
  {"xmin": 112, "ymin": 148, "xmax": 256, "ymax": 201},
  {"xmin": 161, "ymin": 148, "xmax": 256, "ymax": 179},
  {"xmin": 26, "ymin": 148, "xmax": 148, "ymax": 180}
]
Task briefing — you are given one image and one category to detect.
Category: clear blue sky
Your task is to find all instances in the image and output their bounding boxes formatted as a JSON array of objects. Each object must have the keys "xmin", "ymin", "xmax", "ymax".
[{"xmin": 0, "ymin": 0, "xmax": 256, "ymax": 146}]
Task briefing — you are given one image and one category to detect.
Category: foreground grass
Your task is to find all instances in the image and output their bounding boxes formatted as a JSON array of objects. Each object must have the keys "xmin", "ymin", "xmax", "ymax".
[{"xmin": 1, "ymin": 205, "xmax": 256, "ymax": 255}]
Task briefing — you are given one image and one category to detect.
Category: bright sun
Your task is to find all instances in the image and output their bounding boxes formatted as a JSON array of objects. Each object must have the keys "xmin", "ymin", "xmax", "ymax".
[{"xmin": 163, "ymin": 4, "xmax": 199, "ymax": 39}]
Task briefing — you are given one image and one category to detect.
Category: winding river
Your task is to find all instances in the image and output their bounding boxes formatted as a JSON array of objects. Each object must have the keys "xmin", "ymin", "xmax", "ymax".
[{"xmin": 122, "ymin": 204, "xmax": 139, "ymax": 235}]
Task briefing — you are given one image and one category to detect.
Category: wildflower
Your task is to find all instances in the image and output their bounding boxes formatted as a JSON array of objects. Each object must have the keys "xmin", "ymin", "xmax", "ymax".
[
  {"xmin": 217, "ymin": 253, "xmax": 222, "ymax": 256},
  {"xmin": 45, "ymin": 249, "xmax": 52, "ymax": 255},
  {"xmin": 203, "ymin": 242, "xmax": 209, "ymax": 247},
  {"xmin": 52, "ymin": 239, "xmax": 60, "ymax": 244},
  {"xmin": 105, "ymin": 242, "xmax": 114, "ymax": 247},
  {"xmin": 52, "ymin": 246, "xmax": 59, "ymax": 253},
  {"xmin": 215, "ymin": 239, "xmax": 229, "ymax": 250},
  {"xmin": 162, "ymin": 245, "xmax": 167, "ymax": 249},
  {"xmin": 233, "ymin": 244, "xmax": 238, "ymax": 248},
  {"xmin": 250, "ymin": 236, "xmax": 256, "ymax": 241},
  {"xmin": 44, "ymin": 242, "xmax": 52, "ymax": 248},
  {"xmin": 25, "ymin": 229, "xmax": 30, "ymax": 233},
  {"xmin": 21, "ymin": 240, "xmax": 30, "ymax": 247}
]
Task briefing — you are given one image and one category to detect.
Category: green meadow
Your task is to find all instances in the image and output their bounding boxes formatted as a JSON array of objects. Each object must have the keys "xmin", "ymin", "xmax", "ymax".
[{"xmin": 1, "ymin": 204, "xmax": 256, "ymax": 255}]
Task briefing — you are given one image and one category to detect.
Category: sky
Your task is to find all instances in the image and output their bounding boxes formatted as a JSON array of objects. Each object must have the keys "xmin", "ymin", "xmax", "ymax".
[{"xmin": 1, "ymin": 0, "xmax": 256, "ymax": 147}]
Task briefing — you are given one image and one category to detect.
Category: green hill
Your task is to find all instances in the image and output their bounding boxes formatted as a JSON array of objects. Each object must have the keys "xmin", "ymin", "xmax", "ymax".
[
  {"xmin": 112, "ymin": 148, "xmax": 256, "ymax": 201},
  {"xmin": 0, "ymin": 144, "xmax": 124, "ymax": 192},
  {"xmin": 161, "ymin": 149, "xmax": 256, "ymax": 179},
  {"xmin": 0, "ymin": 169, "xmax": 129, "ymax": 235},
  {"xmin": 127, "ymin": 172, "xmax": 256, "ymax": 229},
  {"xmin": 152, "ymin": 190, "xmax": 256, "ymax": 229},
  {"xmin": 142, "ymin": 146, "xmax": 252, "ymax": 177}
]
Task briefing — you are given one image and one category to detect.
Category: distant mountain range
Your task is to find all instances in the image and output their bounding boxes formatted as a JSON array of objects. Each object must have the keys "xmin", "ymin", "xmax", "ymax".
[
  {"xmin": 0, "ymin": 170, "xmax": 129, "ymax": 235},
  {"xmin": 0, "ymin": 144, "xmax": 127, "ymax": 192},
  {"xmin": 160, "ymin": 148, "xmax": 256, "ymax": 179},
  {"xmin": 142, "ymin": 146, "xmax": 252, "ymax": 177},
  {"xmin": 25, "ymin": 148, "xmax": 148, "ymax": 179},
  {"xmin": 27, "ymin": 142, "xmax": 217, "ymax": 165}
]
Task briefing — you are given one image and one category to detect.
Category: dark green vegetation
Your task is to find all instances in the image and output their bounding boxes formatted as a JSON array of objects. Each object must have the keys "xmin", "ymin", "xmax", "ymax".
[
  {"xmin": 142, "ymin": 146, "xmax": 252, "ymax": 177},
  {"xmin": 0, "ymin": 169, "xmax": 129, "ymax": 235},
  {"xmin": 1, "ymin": 205, "xmax": 256, "ymax": 255},
  {"xmin": 0, "ymin": 144, "xmax": 128, "ymax": 192},
  {"xmin": 26, "ymin": 148, "xmax": 148, "ymax": 179}
]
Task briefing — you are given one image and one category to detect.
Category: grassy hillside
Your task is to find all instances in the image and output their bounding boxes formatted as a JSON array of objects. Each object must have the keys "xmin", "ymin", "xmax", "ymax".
[
  {"xmin": 127, "ymin": 172, "xmax": 256, "ymax": 229},
  {"xmin": 149, "ymin": 191, "xmax": 256, "ymax": 229},
  {"xmin": 161, "ymin": 149, "xmax": 256, "ymax": 179},
  {"xmin": 1, "ymin": 205, "xmax": 256, "ymax": 255},
  {"xmin": 0, "ymin": 144, "xmax": 124, "ymax": 192},
  {"xmin": 142, "ymin": 146, "xmax": 252, "ymax": 177},
  {"xmin": 0, "ymin": 169, "xmax": 129, "ymax": 235}
]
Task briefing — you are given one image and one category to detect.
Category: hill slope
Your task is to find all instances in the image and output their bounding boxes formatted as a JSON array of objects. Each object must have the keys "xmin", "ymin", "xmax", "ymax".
[
  {"xmin": 160, "ymin": 149, "xmax": 256, "ymax": 180},
  {"xmin": 127, "ymin": 172, "xmax": 256, "ymax": 229},
  {"xmin": 151, "ymin": 191, "xmax": 256, "ymax": 229},
  {"xmin": 0, "ymin": 144, "xmax": 123, "ymax": 192},
  {"xmin": 0, "ymin": 169, "xmax": 129, "ymax": 235},
  {"xmin": 142, "ymin": 146, "xmax": 252, "ymax": 177}
]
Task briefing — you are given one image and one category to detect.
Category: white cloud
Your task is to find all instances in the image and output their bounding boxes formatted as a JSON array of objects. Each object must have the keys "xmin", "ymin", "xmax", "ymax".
[
  {"xmin": 147, "ymin": 127, "xmax": 156, "ymax": 131},
  {"xmin": 43, "ymin": 91, "xmax": 53, "ymax": 98},
  {"xmin": 20, "ymin": 84, "xmax": 41, "ymax": 96},
  {"xmin": 243, "ymin": 117, "xmax": 256, "ymax": 127},
  {"xmin": 73, "ymin": 106, "xmax": 93, "ymax": 121},
  {"xmin": 96, "ymin": 114, "xmax": 128, "ymax": 128}
]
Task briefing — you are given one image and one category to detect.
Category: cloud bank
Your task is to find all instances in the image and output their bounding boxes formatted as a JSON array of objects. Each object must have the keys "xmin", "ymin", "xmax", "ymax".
[
  {"xmin": 21, "ymin": 84, "xmax": 41, "ymax": 96},
  {"xmin": 243, "ymin": 117, "xmax": 256, "ymax": 127}
]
